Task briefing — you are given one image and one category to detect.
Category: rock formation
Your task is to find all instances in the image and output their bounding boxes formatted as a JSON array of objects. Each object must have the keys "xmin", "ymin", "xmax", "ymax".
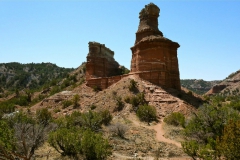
[
  {"xmin": 86, "ymin": 42, "xmax": 120, "ymax": 80},
  {"xmin": 206, "ymin": 70, "xmax": 240, "ymax": 95},
  {"xmin": 130, "ymin": 3, "xmax": 181, "ymax": 90},
  {"xmin": 86, "ymin": 3, "xmax": 181, "ymax": 90}
]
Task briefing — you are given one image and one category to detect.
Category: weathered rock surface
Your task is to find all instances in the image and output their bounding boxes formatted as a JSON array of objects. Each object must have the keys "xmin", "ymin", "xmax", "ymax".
[
  {"xmin": 130, "ymin": 3, "xmax": 181, "ymax": 90},
  {"xmin": 206, "ymin": 70, "xmax": 240, "ymax": 95},
  {"xmin": 86, "ymin": 42, "xmax": 120, "ymax": 80},
  {"xmin": 85, "ymin": 3, "xmax": 181, "ymax": 91}
]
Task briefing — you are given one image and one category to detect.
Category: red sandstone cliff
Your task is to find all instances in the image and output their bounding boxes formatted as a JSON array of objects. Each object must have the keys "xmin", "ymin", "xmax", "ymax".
[
  {"xmin": 206, "ymin": 70, "xmax": 240, "ymax": 95},
  {"xmin": 86, "ymin": 3, "xmax": 181, "ymax": 91},
  {"xmin": 86, "ymin": 42, "xmax": 120, "ymax": 80},
  {"xmin": 130, "ymin": 3, "xmax": 181, "ymax": 90}
]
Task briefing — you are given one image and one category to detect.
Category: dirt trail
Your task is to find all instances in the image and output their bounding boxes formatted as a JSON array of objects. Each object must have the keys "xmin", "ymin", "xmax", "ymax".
[
  {"xmin": 151, "ymin": 122, "xmax": 181, "ymax": 147},
  {"xmin": 112, "ymin": 152, "xmax": 154, "ymax": 160},
  {"xmin": 131, "ymin": 116, "xmax": 181, "ymax": 148}
]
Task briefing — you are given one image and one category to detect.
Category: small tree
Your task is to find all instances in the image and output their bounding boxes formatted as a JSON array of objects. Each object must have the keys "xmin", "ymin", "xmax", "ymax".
[
  {"xmin": 216, "ymin": 120, "xmax": 240, "ymax": 159},
  {"xmin": 48, "ymin": 127, "xmax": 82, "ymax": 157},
  {"xmin": 0, "ymin": 120, "xmax": 15, "ymax": 159},
  {"xmin": 137, "ymin": 105, "xmax": 157, "ymax": 124},
  {"xmin": 81, "ymin": 129, "xmax": 111, "ymax": 160},
  {"xmin": 1, "ymin": 111, "xmax": 55, "ymax": 160}
]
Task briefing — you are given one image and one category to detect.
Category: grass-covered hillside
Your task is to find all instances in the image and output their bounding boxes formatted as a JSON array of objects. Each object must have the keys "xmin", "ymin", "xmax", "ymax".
[
  {"xmin": 0, "ymin": 62, "xmax": 74, "ymax": 93},
  {"xmin": 181, "ymin": 79, "xmax": 221, "ymax": 95}
]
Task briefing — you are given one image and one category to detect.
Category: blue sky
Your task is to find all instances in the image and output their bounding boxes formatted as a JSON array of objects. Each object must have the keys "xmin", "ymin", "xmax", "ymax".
[{"xmin": 1, "ymin": 1, "xmax": 240, "ymax": 81}]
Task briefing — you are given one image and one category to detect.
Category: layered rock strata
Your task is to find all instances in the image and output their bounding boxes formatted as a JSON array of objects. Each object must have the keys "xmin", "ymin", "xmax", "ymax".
[
  {"xmin": 130, "ymin": 3, "xmax": 181, "ymax": 90},
  {"xmin": 86, "ymin": 42, "xmax": 120, "ymax": 80},
  {"xmin": 86, "ymin": 3, "xmax": 181, "ymax": 90}
]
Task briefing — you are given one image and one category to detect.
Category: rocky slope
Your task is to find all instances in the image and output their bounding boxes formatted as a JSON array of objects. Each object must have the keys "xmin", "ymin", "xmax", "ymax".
[
  {"xmin": 206, "ymin": 69, "xmax": 240, "ymax": 95},
  {"xmin": 31, "ymin": 74, "xmax": 201, "ymax": 159}
]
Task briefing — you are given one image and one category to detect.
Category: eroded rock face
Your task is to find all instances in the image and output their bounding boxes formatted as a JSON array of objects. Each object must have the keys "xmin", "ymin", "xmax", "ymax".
[
  {"xmin": 206, "ymin": 84, "xmax": 228, "ymax": 95},
  {"xmin": 131, "ymin": 3, "xmax": 181, "ymax": 90},
  {"xmin": 86, "ymin": 42, "xmax": 120, "ymax": 80},
  {"xmin": 86, "ymin": 3, "xmax": 181, "ymax": 91}
]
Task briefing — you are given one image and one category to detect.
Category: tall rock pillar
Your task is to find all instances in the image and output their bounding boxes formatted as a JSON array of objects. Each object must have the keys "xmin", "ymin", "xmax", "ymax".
[{"xmin": 130, "ymin": 3, "xmax": 181, "ymax": 90}]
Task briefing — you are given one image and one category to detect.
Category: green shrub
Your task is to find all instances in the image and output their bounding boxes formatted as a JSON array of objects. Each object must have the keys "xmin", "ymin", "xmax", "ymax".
[
  {"xmin": 36, "ymin": 108, "xmax": 52, "ymax": 126},
  {"xmin": 130, "ymin": 93, "xmax": 146, "ymax": 108},
  {"xmin": 62, "ymin": 100, "xmax": 73, "ymax": 109},
  {"xmin": 117, "ymin": 66, "xmax": 130, "ymax": 75},
  {"xmin": 80, "ymin": 111, "xmax": 102, "ymax": 131},
  {"xmin": 187, "ymin": 91, "xmax": 193, "ymax": 96},
  {"xmin": 115, "ymin": 96, "xmax": 124, "ymax": 111},
  {"xmin": 136, "ymin": 92, "xmax": 146, "ymax": 105},
  {"xmin": 181, "ymin": 140, "xmax": 199, "ymax": 160},
  {"xmin": 16, "ymin": 95, "xmax": 28, "ymax": 106},
  {"xmin": 124, "ymin": 96, "xmax": 130, "ymax": 103},
  {"xmin": 38, "ymin": 94, "xmax": 46, "ymax": 100},
  {"xmin": 61, "ymin": 79, "xmax": 71, "ymax": 88},
  {"xmin": 81, "ymin": 129, "xmax": 111, "ymax": 160},
  {"xmin": 182, "ymin": 105, "xmax": 240, "ymax": 159},
  {"xmin": 128, "ymin": 79, "xmax": 137, "ymax": 92},
  {"xmin": 0, "ymin": 120, "xmax": 15, "ymax": 151},
  {"xmin": 137, "ymin": 105, "xmax": 157, "ymax": 123},
  {"xmin": 0, "ymin": 102, "xmax": 15, "ymax": 114},
  {"xmin": 130, "ymin": 96, "xmax": 139, "ymax": 107},
  {"xmin": 54, "ymin": 108, "xmax": 60, "ymax": 113},
  {"xmin": 216, "ymin": 120, "xmax": 240, "ymax": 159},
  {"xmin": 65, "ymin": 111, "xmax": 82, "ymax": 128},
  {"xmin": 50, "ymin": 86, "xmax": 61, "ymax": 95},
  {"xmin": 1, "ymin": 111, "xmax": 54, "ymax": 160},
  {"xmin": 112, "ymin": 91, "xmax": 117, "ymax": 97},
  {"xmin": 100, "ymin": 110, "xmax": 112, "ymax": 125},
  {"xmin": 90, "ymin": 104, "xmax": 97, "ymax": 110},
  {"xmin": 164, "ymin": 112, "xmax": 185, "ymax": 127},
  {"xmin": 72, "ymin": 94, "xmax": 80, "ymax": 109},
  {"xmin": 48, "ymin": 127, "xmax": 82, "ymax": 157},
  {"xmin": 49, "ymin": 119, "xmax": 111, "ymax": 160}
]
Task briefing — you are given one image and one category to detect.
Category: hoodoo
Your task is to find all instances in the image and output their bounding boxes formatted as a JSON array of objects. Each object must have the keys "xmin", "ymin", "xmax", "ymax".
[
  {"xmin": 86, "ymin": 3, "xmax": 181, "ymax": 90},
  {"xmin": 130, "ymin": 3, "xmax": 181, "ymax": 90}
]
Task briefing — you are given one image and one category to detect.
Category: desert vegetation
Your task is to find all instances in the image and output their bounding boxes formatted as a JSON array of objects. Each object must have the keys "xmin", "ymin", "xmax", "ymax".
[
  {"xmin": 0, "ymin": 109, "xmax": 113, "ymax": 160},
  {"xmin": 0, "ymin": 62, "xmax": 74, "ymax": 92},
  {"xmin": 181, "ymin": 94, "xmax": 240, "ymax": 160},
  {"xmin": 1, "ymin": 62, "xmax": 240, "ymax": 160}
]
